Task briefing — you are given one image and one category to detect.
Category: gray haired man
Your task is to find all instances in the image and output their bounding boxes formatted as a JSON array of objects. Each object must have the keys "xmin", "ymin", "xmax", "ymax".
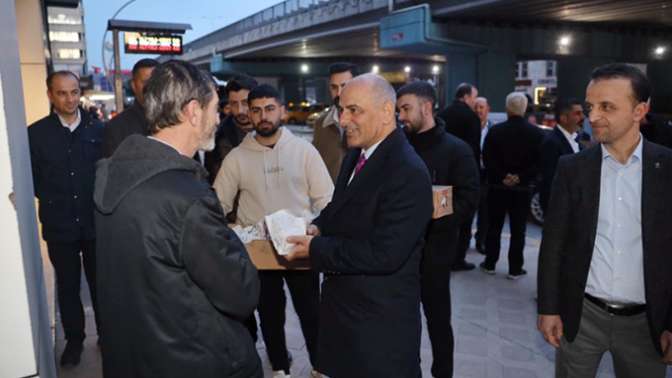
[{"xmin": 94, "ymin": 60, "xmax": 262, "ymax": 378}]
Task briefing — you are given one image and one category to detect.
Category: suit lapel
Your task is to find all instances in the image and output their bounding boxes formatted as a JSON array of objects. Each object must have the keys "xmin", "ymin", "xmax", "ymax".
[
  {"xmin": 641, "ymin": 141, "xmax": 664, "ymax": 298},
  {"xmin": 327, "ymin": 129, "xmax": 401, "ymax": 216},
  {"xmin": 554, "ymin": 127, "xmax": 574, "ymax": 155},
  {"xmin": 582, "ymin": 146, "xmax": 603, "ymax": 254}
]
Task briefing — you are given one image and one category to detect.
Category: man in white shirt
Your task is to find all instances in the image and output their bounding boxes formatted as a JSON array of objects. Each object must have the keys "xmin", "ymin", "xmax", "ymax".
[
  {"xmin": 539, "ymin": 98, "xmax": 584, "ymax": 212},
  {"xmin": 213, "ymin": 84, "xmax": 333, "ymax": 378}
]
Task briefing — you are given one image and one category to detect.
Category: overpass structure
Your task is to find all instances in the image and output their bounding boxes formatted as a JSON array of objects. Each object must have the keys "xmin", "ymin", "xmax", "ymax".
[{"xmin": 166, "ymin": 0, "xmax": 672, "ymax": 111}]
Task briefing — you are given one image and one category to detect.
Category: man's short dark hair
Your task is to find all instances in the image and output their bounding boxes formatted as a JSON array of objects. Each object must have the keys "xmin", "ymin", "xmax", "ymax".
[
  {"xmin": 590, "ymin": 63, "xmax": 651, "ymax": 104},
  {"xmin": 454, "ymin": 83, "xmax": 474, "ymax": 100},
  {"xmin": 397, "ymin": 81, "xmax": 437, "ymax": 106},
  {"xmin": 247, "ymin": 84, "xmax": 281, "ymax": 105},
  {"xmin": 328, "ymin": 62, "xmax": 357, "ymax": 77},
  {"xmin": 132, "ymin": 58, "xmax": 159, "ymax": 78},
  {"xmin": 143, "ymin": 60, "xmax": 216, "ymax": 134},
  {"xmin": 554, "ymin": 98, "xmax": 582, "ymax": 121},
  {"xmin": 46, "ymin": 70, "xmax": 79, "ymax": 90},
  {"xmin": 225, "ymin": 74, "xmax": 258, "ymax": 96}
]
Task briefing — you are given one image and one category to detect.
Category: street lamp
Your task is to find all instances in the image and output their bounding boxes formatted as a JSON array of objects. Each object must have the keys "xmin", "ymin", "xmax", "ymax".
[
  {"xmin": 404, "ymin": 65, "xmax": 411, "ymax": 73},
  {"xmin": 558, "ymin": 35, "xmax": 571, "ymax": 47},
  {"xmin": 432, "ymin": 65, "xmax": 440, "ymax": 74},
  {"xmin": 102, "ymin": 0, "xmax": 137, "ymax": 111},
  {"xmin": 372, "ymin": 64, "xmax": 380, "ymax": 74},
  {"xmin": 300, "ymin": 64, "xmax": 309, "ymax": 74},
  {"xmin": 654, "ymin": 46, "xmax": 666, "ymax": 57}
]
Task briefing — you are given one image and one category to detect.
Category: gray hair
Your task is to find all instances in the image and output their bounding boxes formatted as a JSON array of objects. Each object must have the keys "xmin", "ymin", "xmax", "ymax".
[
  {"xmin": 144, "ymin": 60, "xmax": 215, "ymax": 134},
  {"xmin": 505, "ymin": 92, "xmax": 528, "ymax": 117},
  {"xmin": 351, "ymin": 73, "xmax": 396, "ymax": 106},
  {"xmin": 475, "ymin": 96, "xmax": 488, "ymax": 106}
]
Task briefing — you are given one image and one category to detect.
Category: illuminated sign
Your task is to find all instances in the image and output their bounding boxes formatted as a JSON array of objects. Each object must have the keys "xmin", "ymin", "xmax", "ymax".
[{"xmin": 124, "ymin": 32, "xmax": 182, "ymax": 55}]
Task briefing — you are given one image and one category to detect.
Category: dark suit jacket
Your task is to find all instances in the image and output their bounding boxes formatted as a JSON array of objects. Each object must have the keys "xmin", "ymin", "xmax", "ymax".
[
  {"xmin": 438, "ymin": 100, "xmax": 481, "ymax": 166},
  {"xmin": 204, "ymin": 116, "xmax": 246, "ymax": 184},
  {"xmin": 539, "ymin": 127, "xmax": 575, "ymax": 212},
  {"xmin": 538, "ymin": 140, "xmax": 672, "ymax": 353},
  {"xmin": 483, "ymin": 116, "xmax": 545, "ymax": 189},
  {"xmin": 309, "ymin": 128, "xmax": 433, "ymax": 378},
  {"xmin": 102, "ymin": 102, "xmax": 148, "ymax": 158}
]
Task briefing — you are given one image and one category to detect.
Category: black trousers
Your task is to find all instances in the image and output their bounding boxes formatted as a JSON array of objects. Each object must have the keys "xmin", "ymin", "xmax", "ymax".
[
  {"xmin": 421, "ymin": 230, "xmax": 457, "ymax": 378},
  {"xmin": 258, "ymin": 270, "xmax": 320, "ymax": 372},
  {"xmin": 474, "ymin": 178, "xmax": 489, "ymax": 249},
  {"xmin": 454, "ymin": 219, "xmax": 474, "ymax": 265},
  {"xmin": 483, "ymin": 187, "xmax": 531, "ymax": 273},
  {"xmin": 46, "ymin": 239, "xmax": 99, "ymax": 342}
]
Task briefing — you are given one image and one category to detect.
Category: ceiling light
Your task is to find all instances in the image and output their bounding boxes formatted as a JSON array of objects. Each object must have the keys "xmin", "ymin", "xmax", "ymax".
[
  {"xmin": 300, "ymin": 64, "xmax": 309, "ymax": 73},
  {"xmin": 432, "ymin": 65, "xmax": 440, "ymax": 74},
  {"xmin": 558, "ymin": 35, "xmax": 571, "ymax": 47},
  {"xmin": 372, "ymin": 65, "xmax": 380, "ymax": 74},
  {"xmin": 655, "ymin": 46, "xmax": 666, "ymax": 56},
  {"xmin": 404, "ymin": 65, "xmax": 411, "ymax": 73}
]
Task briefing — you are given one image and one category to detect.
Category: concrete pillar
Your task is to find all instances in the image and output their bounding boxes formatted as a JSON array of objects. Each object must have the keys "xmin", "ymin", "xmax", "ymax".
[{"xmin": 1, "ymin": 0, "xmax": 56, "ymax": 377}]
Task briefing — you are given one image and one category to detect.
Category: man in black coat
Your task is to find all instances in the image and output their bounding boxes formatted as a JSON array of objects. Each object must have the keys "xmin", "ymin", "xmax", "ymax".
[
  {"xmin": 398, "ymin": 81, "xmax": 479, "ymax": 378},
  {"xmin": 538, "ymin": 63, "xmax": 672, "ymax": 376},
  {"xmin": 94, "ymin": 61, "xmax": 261, "ymax": 378},
  {"xmin": 438, "ymin": 83, "xmax": 481, "ymax": 271},
  {"xmin": 539, "ymin": 98, "xmax": 584, "ymax": 212},
  {"xmin": 101, "ymin": 58, "xmax": 158, "ymax": 158},
  {"xmin": 480, "ymin": 92, "xmax": 544, "ymax": 279},
  {"xmin": 28, "ymin": 71, "xmax": 103, "ymax": 367},
  {"xmin": 287, "ymin": 74, "xmax": 433, "ymax": 378}
]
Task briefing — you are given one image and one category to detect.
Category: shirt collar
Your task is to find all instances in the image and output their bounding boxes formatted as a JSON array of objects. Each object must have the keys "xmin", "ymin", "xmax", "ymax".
[
  {"xmin": 362, "ymin": 138, "xmax": 383, "ymax": 160},
  {"xmin": 56, "ymin": 108, "xmax": 81, "ymax": 132},
  {"xmin": 557, "ymin": 124, "xmax": 577, "ymax": 141},
  {"xmin": 601, "ymin": 134, "xmax": 643, "ymax": 164}
]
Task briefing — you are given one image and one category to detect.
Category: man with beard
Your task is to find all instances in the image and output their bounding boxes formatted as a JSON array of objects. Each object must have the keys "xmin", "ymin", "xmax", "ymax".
[
  {"xmin": 538, "ymin": 63, "xmax": 672, "ymax": 377},
  {"xmin": 313, "ymin": 62, "xmax": 355, "ymax": 182},
  {"xmin": 539, "ymin": 98, "xmax": 584, "ymax": 213},
  {"xmin": 397, "ymin": 81, "xmax": 479, "ymax": 378},
  {"xmin": 213, "ymin": 84, "xmax": 333, "ymax": 378},
  {"xmin": 286, "ymin": 74, "xmax": 433, "ymax": 378},
  {"xmin": 28, "ymin": 70, "xmax": 104, "ymax": 367},
  {"xmin": 101, "ymin": 58, "xmax": 158, "ymax": 157},
  {"xmin": 204, "ymin": 74, "xmax": 258, "ymax": 183},
  {"xmin": 94, "ymin": 60, "xmax": 261, "ymax": 378}
]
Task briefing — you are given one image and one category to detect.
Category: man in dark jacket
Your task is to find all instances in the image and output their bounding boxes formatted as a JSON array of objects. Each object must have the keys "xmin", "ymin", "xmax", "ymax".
[
  {"xmin": 398, "ymin": 81, "xmax": 480, "ymax": 378},
  {"xmin": 94, "ymin": 60, "xmax": 261, "ymax": 378},
  {"xmin": 101, "ymin": 58, "xmax": 158, "ymax": 158},
  {"xmin": 28, "ymin": 71, "xmax": 103, "ymax": 367},
  {"xmin": 480, "ymin": 92, "xmax": 544, "ymax": 279},
  {"xmin": 438, "ymin": 83, "xmax": 481, "ymax": 271},
  {"xmin": 539, "ymin": 98, "xmax": 584, "ymax": 213},
  {"xmin": 287, "ymin": 74, "xmax": 433, "ymax": 378},
  {"xmin": 204, "ymin": 74, "xmax": 258, "ymax": 183}
]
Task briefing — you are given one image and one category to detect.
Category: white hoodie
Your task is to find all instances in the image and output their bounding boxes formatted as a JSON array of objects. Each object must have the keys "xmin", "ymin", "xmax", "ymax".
[{"xmin": 213, "ymin": 127, "xmax": 334, "ymax": 227}]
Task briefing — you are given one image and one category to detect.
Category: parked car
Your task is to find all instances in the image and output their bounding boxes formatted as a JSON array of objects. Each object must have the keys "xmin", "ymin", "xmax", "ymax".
[{"xmin": 286, "ymin": 101, "xmax": 326, "ymax": 125}]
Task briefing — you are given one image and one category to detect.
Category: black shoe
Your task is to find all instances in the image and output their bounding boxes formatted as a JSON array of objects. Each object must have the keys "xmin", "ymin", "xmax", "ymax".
[
  {"xmin": 479, "ymin": 262, "xmax": 496, "ymax": 275},
  {"xmin": 60, "ymin": 340, "xmax": 83, "ymax": 367},
  {"xmin": 451, "ymin": 261, "xmax": 475, "ymax": 271},
  {"xmin": 507, "ymin": 269, "xmax": 528, "ymax": 280}
]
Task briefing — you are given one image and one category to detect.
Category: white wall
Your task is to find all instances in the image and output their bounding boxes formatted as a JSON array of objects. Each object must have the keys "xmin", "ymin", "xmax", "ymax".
[{"xmin": 0, "ymin": 0, "xmax": 57, "ymax": 377}]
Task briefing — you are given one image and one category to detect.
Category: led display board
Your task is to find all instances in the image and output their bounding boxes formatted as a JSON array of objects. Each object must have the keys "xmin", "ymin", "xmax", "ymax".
[{"xmin": 124, "ymin": 32, "xmax": 182, "ymax": 55}]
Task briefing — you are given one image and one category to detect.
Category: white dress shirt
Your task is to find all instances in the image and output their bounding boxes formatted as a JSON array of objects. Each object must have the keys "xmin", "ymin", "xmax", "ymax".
[
  {"xmin": 57, "ymin": 109, "xmax": 81, "ymax": 132},
  {"xmin": 556, "ymin": 124, "xmax": 580, "ymax": 153},
  {"xmin": 348, "ymin": 139, "xmax": 383, "ymax": 185},
  {"xmin": 585, "ymin": 136, "xmax": 645, "ymax": 304}
]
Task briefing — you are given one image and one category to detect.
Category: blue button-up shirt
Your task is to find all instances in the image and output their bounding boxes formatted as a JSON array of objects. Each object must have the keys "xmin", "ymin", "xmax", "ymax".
[{"xmin": 585, "ymin": 136, "xmax": 645, "ymax": 304}]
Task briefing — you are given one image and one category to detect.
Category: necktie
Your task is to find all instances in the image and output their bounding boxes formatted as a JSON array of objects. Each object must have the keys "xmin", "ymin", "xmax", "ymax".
[{"xmin": 354, "ymin": 153, "xmax": 367, "ymax": 175}]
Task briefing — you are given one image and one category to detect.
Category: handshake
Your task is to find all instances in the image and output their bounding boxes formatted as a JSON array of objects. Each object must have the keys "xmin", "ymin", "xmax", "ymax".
[{"xmin": 502, "ymin": 173, "xmax": 520, "ymax": 187}]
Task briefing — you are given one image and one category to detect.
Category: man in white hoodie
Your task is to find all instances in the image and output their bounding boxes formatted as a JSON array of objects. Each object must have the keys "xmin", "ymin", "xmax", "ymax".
[{"xmin": 213, "ymin": 84, "xmax": 333, "ymax": 378}]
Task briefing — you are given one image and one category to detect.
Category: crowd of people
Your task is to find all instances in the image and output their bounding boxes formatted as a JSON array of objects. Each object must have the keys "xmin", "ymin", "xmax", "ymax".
[{"xmin": 26, "ymin": 57, "xmax": 672, "ymax": 378}]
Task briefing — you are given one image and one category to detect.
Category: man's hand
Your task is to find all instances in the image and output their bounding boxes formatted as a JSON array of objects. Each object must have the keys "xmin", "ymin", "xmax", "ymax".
[
  {"xmin": 307, "ymin": 224, "xmax": 320, "ymax": 236},
  {"xmin": 285, "ymin": 235, "xmax": 313, "ymax": 261},
  {"xmin": 502, "ymin": 174, "xmax": 516, "ymax": 187},
  {"xmin": 661, "ymin": 330, "xmax": 672, "ymax": 364},
  {"xmin": 538, "ymin": 315, "xmax": 564, "ymax": 348}
]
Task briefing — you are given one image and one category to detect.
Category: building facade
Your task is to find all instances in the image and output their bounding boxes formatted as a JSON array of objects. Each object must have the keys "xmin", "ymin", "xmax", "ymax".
[{"xmin": 47, "ymin": 1, "xmax": 86, "ymax": 74}]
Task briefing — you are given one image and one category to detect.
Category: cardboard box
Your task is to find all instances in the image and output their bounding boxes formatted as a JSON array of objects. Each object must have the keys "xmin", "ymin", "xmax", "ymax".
[
  {"xmin": 245, "ymin": 240, "xmax": 310, "ymax": 270},
  {"xmin": 432, "ymin": 185, "xmax": 453, "ymax": 219}
]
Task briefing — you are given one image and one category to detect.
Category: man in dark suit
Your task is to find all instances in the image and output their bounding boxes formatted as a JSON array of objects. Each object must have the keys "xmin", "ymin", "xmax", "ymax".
[
  {"xmin": 398, "ymin": 81, "xmax": 479, "ymax": 378},
  {"xmin": 538, "ymin": 63, "xmax": 672, "ymax": 377},
  {"xmin": 101, "ymin": 58, "xmax": 158, "ymax": 157},
  {"xmin": 28, "ymin": 71, "xmax": 104, "ymax": 366},
  {"xmin": 480, "ymin": 92, "xmax": 544, "ymax": 279},
  {"xmin": 438, "ymin": 83, "xmax": 481, "ymax": 271},
  {"xmin": 287, "ymin": 74, "xmax": 433, "ymax": 378},
  {"xmin": 539, "ymin": 98, "xmax": 584, "ymax": 213}
]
